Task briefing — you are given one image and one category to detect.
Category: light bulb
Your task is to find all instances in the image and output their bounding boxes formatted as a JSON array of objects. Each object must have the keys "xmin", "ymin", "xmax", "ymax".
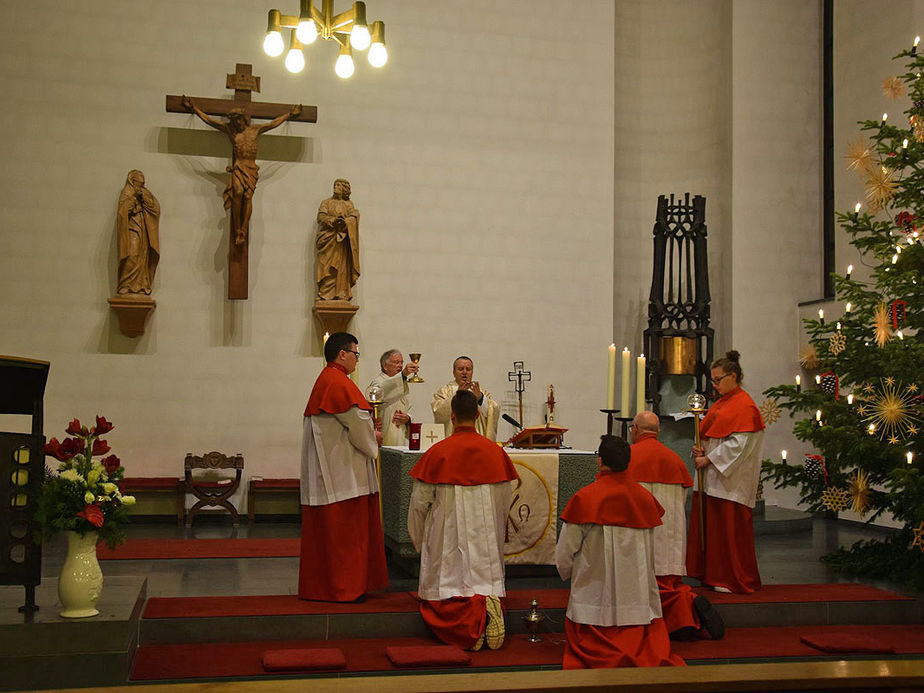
[
  {"xmin": 297, "ymin": 19, "xmax": 318, "ymax": 44},
  {"xmin": 892, "ymin": 253, "xmax": 898, "ymax": 264},
  {"xmin": 816, "ymin": 409, "xmax": 822, "ymax": 422},
  {"xmin": 847, "ymin": 394, "xmax": 854, "ymax": 405},
  {"xmin": 908, "ymin": 451, "xmax": 914, "ymax": 465},
  {"xmin": 882, "ymin": 112, "xmax": 889, "ymax": 124},
  {"xmin": 846, "ymin": 264, "xmax": 853, "ymax": 278},
  {"xmin": 368, "ymin": 42, "xmax": 388, "ymax": 67},
  {"xmin": 854, "ymin": 202, "xmax": 861, "ymax": 214},
  {"xmin": 846, "ymin": 302, "xmax": 852, "ymax": 312},
  {"xmin": 903, "ymin": 138, "xmax": 909, "ymax": 149},
  {"xmin": 335, "ymin": 54, "xmax": 355, "ymax": 78},
  {"xmin": 868, "ymin": 423, "xmax": 876, "ymax": 434},
  {"xmin": 815, "ymin": 375, "xmax": 822, "ymax": 385},
  {"xmin": 263, "ymin": 31, "xmax": 285, "ymax": 57},
  {"xmin": 781, "ymin": 450, "xmax": 788, "ymax": 462},
  {"xmin": 285, "ymin": 48, "xmax": 305, "ymax": 73},
  {"xmin": 350, "ymin": 24, "xmax": 371, "ymax": 50}
]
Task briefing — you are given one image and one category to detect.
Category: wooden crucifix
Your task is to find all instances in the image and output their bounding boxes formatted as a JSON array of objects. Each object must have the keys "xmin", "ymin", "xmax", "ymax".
[
  {"xmin": 166, "ymin": 64, "xmax": 317, "ymax": 300},
  {"xmin": 507, "ymin": 361, "xmax": 532, "ymax": 428}
]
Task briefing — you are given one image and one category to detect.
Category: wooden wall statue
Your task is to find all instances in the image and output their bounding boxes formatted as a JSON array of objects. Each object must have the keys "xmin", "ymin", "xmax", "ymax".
[
  {"xmin": 313, "ymin": 178, "xmax": 360, "ymax": 335},
  {"xmin": 108, "ymin": 170, "xmax": 160, "ymax": 338}
]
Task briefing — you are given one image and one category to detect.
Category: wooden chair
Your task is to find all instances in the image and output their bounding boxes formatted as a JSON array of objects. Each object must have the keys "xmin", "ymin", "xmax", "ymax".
[{"xmin": 184, "ymin": 451, "xmax": 243, "ymax": 527}]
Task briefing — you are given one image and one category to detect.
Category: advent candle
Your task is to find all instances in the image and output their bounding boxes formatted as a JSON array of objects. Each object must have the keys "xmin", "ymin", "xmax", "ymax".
[
  {"xmin": 606, "ymin": 344, "xmax": 616, "ymax": 409},
  {"xmin": 636, "ymin": 353, "xmax": 646, "ymax": 415},
  {"xmin": 620, "ymin": 347, "xmax": 631, "ymax": 415}
]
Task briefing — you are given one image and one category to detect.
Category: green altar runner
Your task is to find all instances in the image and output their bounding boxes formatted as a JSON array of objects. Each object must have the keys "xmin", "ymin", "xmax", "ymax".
[{"xmin": 380, "ymin": 447, "xmax": 598, "ymax": 572}]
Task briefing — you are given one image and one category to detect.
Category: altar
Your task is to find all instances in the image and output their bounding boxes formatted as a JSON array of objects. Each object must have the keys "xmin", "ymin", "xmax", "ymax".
[{"xmin": 380, "ymin": 446, "xmax": 598, "ymax": 573}]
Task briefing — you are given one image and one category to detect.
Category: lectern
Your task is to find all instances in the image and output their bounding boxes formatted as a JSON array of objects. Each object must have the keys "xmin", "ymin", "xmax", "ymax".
[
  {"xmin": 507, "ymin": 425, "xmax": 568, "ymax": 449},
  {"xmin": 0, "ymin": 356, "xmax": 50, "ymax": 615}
]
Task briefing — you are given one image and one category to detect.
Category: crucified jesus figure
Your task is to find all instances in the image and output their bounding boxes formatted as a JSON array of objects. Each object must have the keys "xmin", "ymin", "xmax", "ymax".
[{"xmin": 182, "ymin": 95, "xmax": 301, "ymax": 246}]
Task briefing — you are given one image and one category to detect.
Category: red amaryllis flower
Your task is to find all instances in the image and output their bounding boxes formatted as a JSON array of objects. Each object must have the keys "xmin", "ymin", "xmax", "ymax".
[
  {"xmin": 77, "ymin": 504, "xmax": 104, "ymax": 528},
  {"xmin": 65, "ymin": 419, "xmax": 84, "ymax": 436},
  {"xmin": 91, "ymin": 438, "xmax": 110, "ymax": 456},
  {"xmin": 44, "ymin": 437, "xmax": 81, "ymax": 462},
  {"xmin": 93, "ymin": 415, "xmax": 114, "ymax": 435},
  {"xmin": 102, "ymin": 454, "xmax": 121, "ymax": 474}
]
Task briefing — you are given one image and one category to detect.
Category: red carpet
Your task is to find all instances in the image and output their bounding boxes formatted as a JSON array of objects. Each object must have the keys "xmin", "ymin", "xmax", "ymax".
[
  {"xmin": 130, "ymin": 625, "xmax": 924, "ymax": 680},
  {"xmin": 97, "ymin": 538, "xmax": 300, "ymax": 560},
  {"xmin": 142, "ymin": 583, "xmax": 911, "ymax": 619}
]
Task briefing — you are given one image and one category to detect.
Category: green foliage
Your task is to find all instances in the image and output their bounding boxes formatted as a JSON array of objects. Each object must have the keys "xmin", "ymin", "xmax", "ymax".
[{"xmin": 762, "ymin": 46, "xmax": 924, "ymax": 588}]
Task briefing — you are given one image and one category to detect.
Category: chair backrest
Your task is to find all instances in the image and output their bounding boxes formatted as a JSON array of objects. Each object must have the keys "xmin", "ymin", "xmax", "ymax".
[{"xmin": 184, "ymin": 451, "xmax": 244, "ymax": 471}]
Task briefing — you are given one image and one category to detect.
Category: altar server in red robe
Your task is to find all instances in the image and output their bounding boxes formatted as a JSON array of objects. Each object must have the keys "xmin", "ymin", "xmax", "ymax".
[
  {"xmin": 556, "ymin": 435, "xmax": 684, "ymax": 669},
  {"xmin": 630, "ymin": 411, "xmax": 724, "ymax": 640},
  {"xmin": 687, "ymin": 350, "xmax": 765, "ymax": 594},
  {"xmin": 408, "ymin": 390, "xmax": 519, "ymax": 650},
  {"xmin": 298, "ymin": 332, "xmax": 388, "ymax": 602}
]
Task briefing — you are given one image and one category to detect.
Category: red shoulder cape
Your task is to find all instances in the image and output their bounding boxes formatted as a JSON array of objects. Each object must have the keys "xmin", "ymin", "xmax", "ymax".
[
  {"xmin": 699, "ymin": 387, "xmax": 765, "ymax": 439},
  {"xmin": 559, "ymin": 470, "xmax": 663, "ymax": 528},
  {"xmin": 629, "ymin": 434, "xmax": 693, "ymax": 487},
  {"xmin": 304, "ymin": 363, "xmax": 371, "ymax": 417},
  {"xmin": 409, "ymin": 427, "xmax": 519, "ymax": 485}
]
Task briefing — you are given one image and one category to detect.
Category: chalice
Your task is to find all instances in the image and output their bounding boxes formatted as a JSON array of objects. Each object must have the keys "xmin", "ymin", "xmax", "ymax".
[
  {"xmin": 407, "ymin": 353, "xmax": 424, "ymax": 383},
  {"xmin": 521, "ymin": 599, "xmax": 545, "ymax": 642}
]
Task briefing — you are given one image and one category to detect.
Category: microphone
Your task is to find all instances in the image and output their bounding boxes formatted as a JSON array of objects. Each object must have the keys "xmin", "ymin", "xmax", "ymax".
[{"xmin": 502, "ymin": 413, "xmax": 522, "ymax": 429}]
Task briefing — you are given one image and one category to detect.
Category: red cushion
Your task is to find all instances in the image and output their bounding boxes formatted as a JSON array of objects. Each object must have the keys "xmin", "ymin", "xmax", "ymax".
[
  {"xmin": 119, "ymin": 477, "xmax": 181, "ymax": 489},
  {"xmin": 799, "ymin": 634, "xmax": 896, "ymax": 654},
  {"xmin": 252, "ymin": 478, "xmax": 300, "ymax": 489},
  {"xmin": 385, "ymin": 645, "xmax": 471, "ymax": 668},
  {"xmin": 261, "ymin": 648, "xmax": 346, "ymax": 671}
]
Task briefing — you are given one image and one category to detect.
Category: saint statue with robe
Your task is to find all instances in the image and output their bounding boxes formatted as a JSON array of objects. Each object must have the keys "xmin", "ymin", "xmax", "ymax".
[
  {"xmin": 116, "ymin": 170, "xmax": 160, "ymax": 295},
  {"xmin": 316, "ymin": 178, "xmax": 361, "ymax": 301}
]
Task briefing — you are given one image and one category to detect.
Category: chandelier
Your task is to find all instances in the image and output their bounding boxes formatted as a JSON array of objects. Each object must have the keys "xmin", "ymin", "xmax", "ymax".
[{"xmin": 262, "ymin": 0, "xmax": 387, "ymax": 78}]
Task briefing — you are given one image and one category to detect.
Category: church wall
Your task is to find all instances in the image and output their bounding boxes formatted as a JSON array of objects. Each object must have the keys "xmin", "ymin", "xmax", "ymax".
[
  {"xmin": 0, "ymin": 1, "xmax": 615, "ymax": 488},
  {"xmin": 730, "ymin": 0, "xmax": 823, "ymax": 509}
]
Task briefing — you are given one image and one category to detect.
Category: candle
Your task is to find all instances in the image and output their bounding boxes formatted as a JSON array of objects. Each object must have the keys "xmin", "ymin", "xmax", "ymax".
[
  {"xmin": 854, "ymin": 202, "xmax": 861, "ymax": 220},
  {"xmin": 815, "ymin": 375, "xmax": 822, "ymax": 385},
  {"xmin": 636, "ymin": 353, "xmax": 646, "ymax": 415},
  {"xmin": 846, "ymin": 264, "xmax": 853, "ymax": 279},
  {"xmin": 846, "ymin": 302, "xmax": 852, "ymax": 312},
  {"xmin": 620, "ymin": 347, "xmax": 631, "ymax": 415},
  {"xmin": 908, "ymin": 451, "xmax": 914, "ymax": 465},
  {"xmin": 815, "ymin": 409, "xmax": 822, "ymax": 425},
  {"xmin": 881, "ymin": 112, "xmax": 888, "ymax": 126},
  {"xmin": 795, "ymin": 374, "xmax": 801, "ymax": 392},
  {"xmin": 606, "ymin": 344, "xmax": 616, "ymax": 409},
  {"xmin": 847, "ymin": 393, "xmax": 854, "ymax": 405},
  {"xmin": 914, "ymin": 35, "xmax": 921, "ymax": 55},
  {"xmin": 897, "ymin": 330, "xmax": 904, "ymax": 340},
  {"xmin": 781, "ymin": 449, "xmax": 788, "ymax": 464},
  {"xmin": 903, "ymin": 138, "xmax": 909, "ymax": 152},
  {"xmin": 818, "ymin": 308, "xmax": 825, "ymax": 324},
  {"xmin": 836, "ymin": 322, "xmax": 841, "ymax": 331},
  {"xmin": 868, "ymin": 423, "xmax": 876, "ymax": 434}
]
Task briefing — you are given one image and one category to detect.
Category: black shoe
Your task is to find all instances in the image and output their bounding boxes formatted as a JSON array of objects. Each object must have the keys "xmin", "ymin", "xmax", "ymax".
[
  {"xmin": 693, "ymin": 595, "xmax": 725, "ymax": 640},
  {"xmin": 669, "ymin": 626, "xmax": 699, "ymax": 641}
]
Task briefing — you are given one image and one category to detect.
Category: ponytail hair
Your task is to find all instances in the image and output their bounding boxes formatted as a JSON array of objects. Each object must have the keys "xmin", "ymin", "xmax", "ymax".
[{"xmin": 712, "ymin": 350, "xmax": 743, "ymax": 383}]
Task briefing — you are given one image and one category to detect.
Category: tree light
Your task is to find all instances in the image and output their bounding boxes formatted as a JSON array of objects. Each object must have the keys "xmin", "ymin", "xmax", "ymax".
[
  {"xmin": 846, "ymin": 302, "xmax": 852, "ymax": 312},
  {"xmin": 781, "ymin": 450, "xmax": 788, "ymax": 463},
  {"xmin": 818, "ymin": 308, "xmax": 824, "ymax": 323},
  {"xmin": 909, "ymin": 451, "xmax": 915, "ymax": 465},
  {"xmin": 882, "ymin": 112, "xmax": 889, "ymax": 125},
  {"xmin": 815, "ymin": 375, "xmax": 822, "ymax": 385},
  {"xmin": 847, "ymin": 394, "xmax": 854, "ymax": 405},
  {"xmin": 846, "ymin": 264, "xmax": 853, "ymax": 279}
]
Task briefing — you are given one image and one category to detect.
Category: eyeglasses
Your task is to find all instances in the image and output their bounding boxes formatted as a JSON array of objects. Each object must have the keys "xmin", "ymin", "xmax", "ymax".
[
  {"xmin": 343, "ymin": 350, "xmax": 360, "ymax": 358},
  {"xmin": 711, "ymin": 373, "xmax": 733, "ymax": 385}
]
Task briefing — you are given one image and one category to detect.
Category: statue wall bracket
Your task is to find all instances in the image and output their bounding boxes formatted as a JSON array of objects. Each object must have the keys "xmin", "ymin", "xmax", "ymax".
[
  {"xmin": 108, "ymin": 295, "xmax": 156, "ymax": 338},
  {"xmin": 312, "ymin": 300, "xmax": 358, "ymax": 337}
]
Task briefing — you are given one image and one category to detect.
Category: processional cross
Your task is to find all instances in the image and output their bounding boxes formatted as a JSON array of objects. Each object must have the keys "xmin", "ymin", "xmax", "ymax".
[
  {"xmin": 507, "ymin": 361, "xmax": 531, "ymax": 427},
  {"xmin": 166, "ymin": 64, "xmax": 318, "ymax": 300}
]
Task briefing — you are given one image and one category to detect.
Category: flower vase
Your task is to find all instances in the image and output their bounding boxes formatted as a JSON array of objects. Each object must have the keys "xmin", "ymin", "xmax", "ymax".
[{"xmin": 58, "ymin": 530, "xmax": 103, "ymax": 618}]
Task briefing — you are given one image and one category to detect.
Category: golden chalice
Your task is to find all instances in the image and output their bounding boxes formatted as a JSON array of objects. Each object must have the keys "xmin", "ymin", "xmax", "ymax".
[{"xmin": 407, "ymin": 353, "xmax": 424, "ymax": 383}]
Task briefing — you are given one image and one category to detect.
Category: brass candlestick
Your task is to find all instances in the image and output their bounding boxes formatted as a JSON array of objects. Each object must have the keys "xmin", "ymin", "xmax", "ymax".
[
  {"xmin": 685, "ymin": 393, "xmax": 707, "ymax": 552},
  {"xmin": 521, "ymin": 599, "xmax": 545, "ymax": 642},
  {"xmin": 407, "ymin": 352, "xmax": 424, "ymax": 383}
]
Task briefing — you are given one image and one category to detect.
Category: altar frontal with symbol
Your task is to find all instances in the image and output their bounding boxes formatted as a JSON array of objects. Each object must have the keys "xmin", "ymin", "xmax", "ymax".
[{"xmin": 504, "ymin": 453, "xmax": 559, "ymax": 565}]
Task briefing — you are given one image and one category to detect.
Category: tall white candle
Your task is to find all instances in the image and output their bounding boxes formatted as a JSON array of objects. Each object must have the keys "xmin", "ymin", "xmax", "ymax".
[
  {"xmin": 620, "ymin": 347, "xmax": 631, "ymax": 415},
  {"xmin": 606, "ymin": 344, "xmax": 616, "ymax": 409},
  {"xmin": 636, "ymin": 354, "xmax": 646, "ymax": 415}
]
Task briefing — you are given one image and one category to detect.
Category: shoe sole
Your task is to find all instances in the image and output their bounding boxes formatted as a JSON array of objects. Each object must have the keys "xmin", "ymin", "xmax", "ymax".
[
  {"xmin": 693, "ymin": 595, "xmax": 725, "ymax": 640},
  {"xmin": 484, "ymin": 595, "xmax": 505, "ymax": 650}
]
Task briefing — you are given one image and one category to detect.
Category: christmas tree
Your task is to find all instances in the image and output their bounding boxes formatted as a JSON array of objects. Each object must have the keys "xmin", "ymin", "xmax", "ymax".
[{"xmin": 761, "ymin": 41, "xmax": 924, "ymax": 590}]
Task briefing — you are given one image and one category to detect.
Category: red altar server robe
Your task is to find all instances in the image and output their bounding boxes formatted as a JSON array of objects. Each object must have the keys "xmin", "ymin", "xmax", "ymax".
[
  {"xmin": 298, "ymin": 363, "xmax": 388, "ymax": 601},
  {"xmin": 408, "ymin": 426, "xmax": 518, "ymax": 648},
  {"xmin": 687, "ymin": 386, "xmax": 765, "ymax": 594},
  {"xmin": 556, "ymin": 470, "xmax": 684, "ymax": 669},
  {"xmin": 629, "ymin": 433, "xmax": 698, "ymax": 634}
]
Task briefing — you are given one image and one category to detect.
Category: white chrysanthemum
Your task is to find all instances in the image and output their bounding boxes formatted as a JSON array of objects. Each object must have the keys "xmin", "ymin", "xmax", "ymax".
[
  {"xmin": 60, "ymin": 469, "xmax": 83, "ymax": 484},
  {"xmin": 87, "ymin": 468, "xmax": 102, "ymax": 486}
]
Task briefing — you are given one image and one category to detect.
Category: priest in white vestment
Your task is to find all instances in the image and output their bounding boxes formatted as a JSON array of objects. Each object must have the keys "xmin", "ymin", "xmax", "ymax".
[
  {"xmin": 431, "ymin": 356, "xmax": 500, "ymax": 441},
  {"xmin": 556, "ymin": 435, "xmax": 684, "ymax": 668},
  {"xmin": 408, "ymin": 390, "xmax": 518, "ymax": 650},
  {"xmin": 367, "ymin": 349, "xmax": 418, "ymax": 446}
]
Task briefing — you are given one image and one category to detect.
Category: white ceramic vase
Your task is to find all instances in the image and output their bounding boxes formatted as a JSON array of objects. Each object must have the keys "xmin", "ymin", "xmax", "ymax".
[{"xmin": 58, "ymin": 530, "xmax": 103, "ymax": 618}]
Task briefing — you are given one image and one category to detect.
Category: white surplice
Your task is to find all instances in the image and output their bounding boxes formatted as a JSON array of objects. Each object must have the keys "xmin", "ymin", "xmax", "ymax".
[
  {"xmin": 408, "ymin": 480, "xmax": 515, "ymax": 601},
  {"xmin": 301, "ymin": 406, "xmax": 379, "ymax": 506},
  {"xmin": 556, "ymin": 521, "xmax": 662, "ymax": 627},
  {"xmin": 694, "ymin": 430, "xmax": 765, "ymax": 507},
  {"xmin": 369, "ymin": 370, "xmax": 410, "ymax": 446},
  {"xmin": 431, "ymin": 382, "xmax": 500, "ymax": 441},
  {"xmin": 637, "ymin": 482, "xmax": 687, "ymax": 577}
]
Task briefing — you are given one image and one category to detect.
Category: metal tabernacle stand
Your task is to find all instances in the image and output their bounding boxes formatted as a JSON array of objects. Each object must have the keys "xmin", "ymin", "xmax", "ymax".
[
  {"xmin": 0, "ymin": 356, "xmax": 50, "ymax": 617},
  {"xmin": 642, "ymin": 194, "xmax": 714, "ymax": 414}
]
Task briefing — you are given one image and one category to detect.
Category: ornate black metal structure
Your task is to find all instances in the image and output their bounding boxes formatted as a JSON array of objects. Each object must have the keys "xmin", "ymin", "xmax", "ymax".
[
  {"xmin": 642, "ymin": 194, "xmax": 714, "ymax": 413},
  {"xmin": 0, "ymin": 356, "xmax": 50, "ymax": 615}
]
